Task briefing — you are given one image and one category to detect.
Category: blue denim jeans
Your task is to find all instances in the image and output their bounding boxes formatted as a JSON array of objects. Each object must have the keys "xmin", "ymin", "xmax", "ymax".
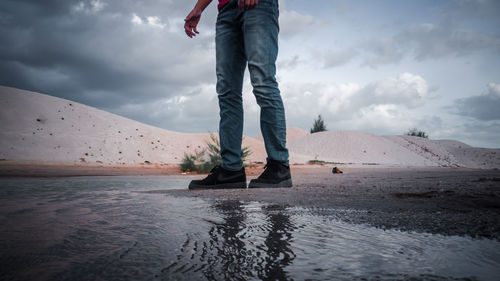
[{"xmin": 216, "ymin": 0, "xmax": 289, "ymax": 171}]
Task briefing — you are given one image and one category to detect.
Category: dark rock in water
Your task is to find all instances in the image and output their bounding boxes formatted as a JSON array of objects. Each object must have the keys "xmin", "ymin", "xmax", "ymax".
[{"xmin": 332, "ymin": 167, "xmax": 343, "ymax": 174}]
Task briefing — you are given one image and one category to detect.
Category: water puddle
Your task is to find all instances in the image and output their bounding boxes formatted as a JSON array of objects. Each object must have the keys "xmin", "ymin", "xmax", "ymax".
[{"xmin": 1, "ymin": 176, "xmax": 499, "ymax": 280}]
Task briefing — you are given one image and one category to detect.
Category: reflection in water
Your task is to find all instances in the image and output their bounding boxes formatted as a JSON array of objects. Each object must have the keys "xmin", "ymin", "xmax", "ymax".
[
  {"xmin": 209, "ymin": 201, "xmax": 252, "ymax": 280},
  {"xmin": 261, "ymin": 204, "xmax": 295, "ymax": 281},
  {"xmin": 1, "ymin": 177, "xmax": 500, "ymax": 281},
  {"xmin": 164, "ymin": 201, "xmax": 296, "ymax": 281}
]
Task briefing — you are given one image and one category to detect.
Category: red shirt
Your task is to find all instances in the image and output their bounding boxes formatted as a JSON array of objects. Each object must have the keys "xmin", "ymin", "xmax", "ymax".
[{"xmin": 218, "ymin": 0, "xmax": 230, "ymax": 10}]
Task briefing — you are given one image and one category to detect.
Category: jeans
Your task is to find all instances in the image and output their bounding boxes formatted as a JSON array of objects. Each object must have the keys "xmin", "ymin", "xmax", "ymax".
[{"xmin": 216, "ymin": 0, "xmax": 289, "ymax": 171}]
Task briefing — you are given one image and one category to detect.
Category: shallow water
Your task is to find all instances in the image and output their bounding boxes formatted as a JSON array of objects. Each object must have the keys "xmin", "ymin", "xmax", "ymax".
[{"xmin": 0, "ymin": 176, "xmax": 499, "ymax": 281}]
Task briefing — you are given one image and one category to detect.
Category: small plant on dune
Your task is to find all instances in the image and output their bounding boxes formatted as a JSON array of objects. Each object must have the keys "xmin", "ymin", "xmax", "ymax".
[
  {"xmin": 195, "ymin": 161, "xmax": 213, "ymax": 174},
  {"xmin": 310, "ymin": 114, "xmax": 327, "ymax": 133},
  {"xmin": 308, "ymin": 160, "xmax": 333, "ymax": 165},
  {"xmin": 205, "ymin": 133, "xmax": 222, "ymax": 167},
  {"xmin": 180, "ymin": 151, "xmax": 203, "ymax": 172},
  {"xmin": 180, "ymin": 132, "xmax": 252, "ymax": 173},
  {"xmin": 241, "ymin": 147, "xmax": 252, "ymax": 167},
  {"xmin": 204, "ymin": 132, "xmax": 252, "ymax": 169},
  {"xmin": 406, "ymin": 128, "xmax": 429, "ymax": 139}
]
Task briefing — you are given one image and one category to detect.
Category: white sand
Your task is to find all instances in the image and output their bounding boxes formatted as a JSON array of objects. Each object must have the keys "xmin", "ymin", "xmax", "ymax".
[
  {"xmin": 255, "ymin": 126, "xmax": 310, "ymax": 144},
  {"xmin": 1, "ymin": 85, "xmax": 499, "ymax": 168}
]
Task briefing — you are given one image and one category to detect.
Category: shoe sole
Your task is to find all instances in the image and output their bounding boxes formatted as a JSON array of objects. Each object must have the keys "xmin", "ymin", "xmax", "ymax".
[
  {"xmin": 248, "ymin": 178, "xmax": 293, "ymax": 188},
  {"xmin": 188, "ymin": 181, "xmax": 247, "ymax": 190}
]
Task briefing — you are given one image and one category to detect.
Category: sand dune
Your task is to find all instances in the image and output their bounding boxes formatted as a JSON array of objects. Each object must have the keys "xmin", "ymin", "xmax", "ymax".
[
  {"xmin": 1, "ymin": 85, "xmax": 499, "ymax": 168},
  {"xmin": 0, "ymin": 86, "xmax": 296, "ymax": 166},
  {"xmin": 255, "ymin": 126, "xmax": 310, "ymax": 144}
]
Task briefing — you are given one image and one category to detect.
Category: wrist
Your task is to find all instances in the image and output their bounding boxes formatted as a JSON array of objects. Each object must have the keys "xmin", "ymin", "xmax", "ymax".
[
  {"xmin": 192, "ymin": 7, "xmax": 202, "ymax": 16},
  {"xmin": 195, "ymin": 0, "xmax": 212, "ymax": 12}
]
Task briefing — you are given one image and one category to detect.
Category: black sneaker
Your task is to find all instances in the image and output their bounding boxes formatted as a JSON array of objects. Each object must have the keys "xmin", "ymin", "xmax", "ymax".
[
  {"xmin": 188, "ymin": 166, "xmax": 247, "ymax": 189},
  {"xmin": 248, "ymin": 160, "xmax": 292, "ymax": 188}
]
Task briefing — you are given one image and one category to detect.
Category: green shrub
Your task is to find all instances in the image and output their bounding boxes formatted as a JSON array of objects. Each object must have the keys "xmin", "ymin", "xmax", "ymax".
[
  {"xmin": 310, "ymin": 114, "xmax": 327, "ymax": 133},
  {"xmin": 241, "ymin": 147, "xmax": 252, "ymax": 166},
  {"xmin": 180, "ymin": 133, "xmax": 252, "ymax": 173},
  {"xmin": 180, "ymin": 152, "xmax": 200, "ymax": 172},
  {"xmin": 205, "ymin": 133, "xmax": 222, "ymax": 167},
  {"xmin": 194, "ymin": 161, "xmax": 213, "ymax": 173},
  {"xmin": 308, "ymin": 160, "xmax": 329, "ymax": 165},
  {"xmin": 406, "ymin": 128, "xmax": 429, "ymax": 139}
]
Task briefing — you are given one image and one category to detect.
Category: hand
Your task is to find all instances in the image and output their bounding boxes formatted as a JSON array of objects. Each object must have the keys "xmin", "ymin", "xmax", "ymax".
[
  {"xmin": 238, "ymin": 0, "xmax": 258, "ymax": 11},
  {"xmin": 184, "ymin": 8, "xmax": 202, "ymax": 38}
]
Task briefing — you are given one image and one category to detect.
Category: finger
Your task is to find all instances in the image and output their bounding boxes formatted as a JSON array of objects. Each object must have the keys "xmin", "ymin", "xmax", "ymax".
[
  {"xmin": 184, "ymin": 24, "xmax": 195, "ymax": 37},
  {"xmin": 193, "ymin": 26, "xmax": 199, "ymax": 34},
  {"xmin": 245, "ymin": 0, "xmax": 253, "ymax": 10},
  {"xmin": 238, "ymin": 0, "xmax": 244, "ymax": 10},
  {"xmin": 249, "ymin": 0, "xmax": 258, "ymax": 9}
]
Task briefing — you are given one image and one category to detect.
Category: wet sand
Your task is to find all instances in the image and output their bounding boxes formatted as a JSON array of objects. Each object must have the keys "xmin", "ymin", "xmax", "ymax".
[
  {"xmin": 1, "ymin": 164, "xmax": 500, "ymax": 280},
  {"xmin": 1, "ymin": 163, "xmax": 500, "ymax": 240},
  {"xmin": 162, "ymin": 165, "xmax": 500, "ymax": 240},
  {"xmin": 0, "ymin": 162, "xmax": 181, "ymax": 177}
]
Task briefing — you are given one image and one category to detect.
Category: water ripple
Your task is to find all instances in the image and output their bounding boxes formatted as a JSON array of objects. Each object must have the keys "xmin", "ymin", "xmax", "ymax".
[{"xmin": 0, "ymin": 177, "xmax": 499, "ymax": 280}]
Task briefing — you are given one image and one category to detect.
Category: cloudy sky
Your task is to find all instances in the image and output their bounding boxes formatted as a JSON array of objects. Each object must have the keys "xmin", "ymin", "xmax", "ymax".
[{"xmin": 1, "ymin": 0, "xmax": 499, "ymax": 148}]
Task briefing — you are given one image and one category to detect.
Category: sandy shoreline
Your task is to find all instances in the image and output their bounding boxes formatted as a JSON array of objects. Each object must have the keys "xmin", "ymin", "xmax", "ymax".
[
  {"xmin": 0, "ymin": 163, "xmax": 183, "ymax": 177},
  {"xmin": 0, "ymin": 162, "xmax": 354, "ymax": 177}
]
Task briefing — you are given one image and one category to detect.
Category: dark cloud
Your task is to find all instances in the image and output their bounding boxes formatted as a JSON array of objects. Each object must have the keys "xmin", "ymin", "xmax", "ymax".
[
  {"xmin": 357, "ymin": 23, "xmax": 500, "ymax": 67},
  {"xmin": 321, "ymin": 49, "xmax": 357, "ymax": 68},
  {"xmin": 453, "ymin": 83, "xmax": 500, "ymax": 121},
  {"xmin": 0, "ymin": 0, "xmax": 218, "ymax": 128},
  {"xmin": 459, "ymin": 121, "xmax": 500, "ymax": 148},
  {"xmin": 360, "ymin": 37, "xmax": 403, "ymax": 67},
  {"xmin": 108, "ymin": 85, "xmax": 221, "ymax": 133},
  {"xmin": 444, "ymin": 0, "xmax": 500, "ymax": 23},
  {"xmin": 436, "ymin": 119, "xmax": 500, "ymax": 148},
  {"xmin": 396, "ymin": 23, "xmax": 500, "ymax": 61},
  {"xmin": 0, "ymin": 0, "xmax": 71, "ymax": 21},
  {"xmin": 308, "ymin": 0, "xmax": 500, "ymax": 69}
]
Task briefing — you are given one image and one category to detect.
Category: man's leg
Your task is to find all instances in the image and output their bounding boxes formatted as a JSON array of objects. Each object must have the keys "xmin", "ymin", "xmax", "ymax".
[
  {"xmin": 188, "ymin": 2, "xmax": 247, "ymax": 189},
  {"xmin": 242, "ymin": 0, "xmax": 289, "ymax": 166},
  {"xmin": 243, "ymin": 0, "xmax": 292, "ymax": 188},
  {"xmin": 216, "ymin": 1, "xmax": 248, "ymax": 171}
]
